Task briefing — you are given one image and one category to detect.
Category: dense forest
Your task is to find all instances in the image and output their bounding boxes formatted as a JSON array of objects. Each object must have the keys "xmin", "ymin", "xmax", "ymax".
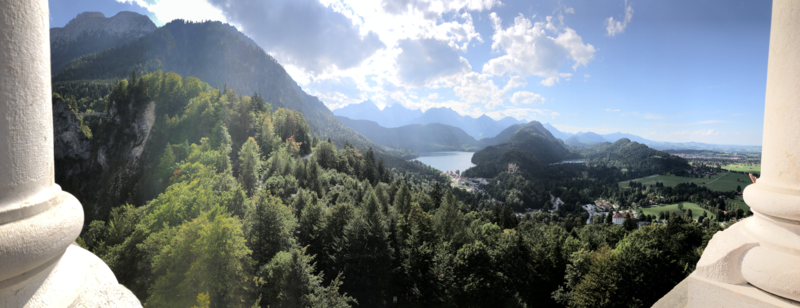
[
  {"xmin": 471, "ymin": 122, "xmax": 573, "ymax": 165},
  {"xmin": 574, "ymin": 139, "xmax": 690, "ymax": 179},
  {"xmin": 59, "ymin": 71, "xmax": 725, "ymax": 308}
]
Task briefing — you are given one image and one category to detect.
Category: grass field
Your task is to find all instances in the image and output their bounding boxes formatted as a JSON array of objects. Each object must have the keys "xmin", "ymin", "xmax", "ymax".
[
  {"xmin": 722, "ymin": 163, "xmax": 761, "ymax": 173},
  {"xmin": 619, "ymin": 172, "xmax": 753, "ymax": 192},
  {"xmin": 640, "ymin": 202, "xmax": 716, "ymax": 221}
]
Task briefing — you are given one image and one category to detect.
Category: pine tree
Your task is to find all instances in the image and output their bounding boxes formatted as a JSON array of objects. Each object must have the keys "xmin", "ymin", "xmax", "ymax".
[
  {"xmin": 335, "ymin": 189, "xmax": 394, "ymax": 307},
  {"xmin": 238, "ymin": 137, "xmax": 262, "ymax": 196}
]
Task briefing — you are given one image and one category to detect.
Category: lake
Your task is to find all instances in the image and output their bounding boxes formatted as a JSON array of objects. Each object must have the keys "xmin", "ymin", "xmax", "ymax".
[{"xmin": 412, "ymin": 151, "xmax": 475, "ymax": 173}]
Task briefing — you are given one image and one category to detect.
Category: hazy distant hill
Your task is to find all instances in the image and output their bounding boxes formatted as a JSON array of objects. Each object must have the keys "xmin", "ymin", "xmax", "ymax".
[
  {"xmin": 542, "ymin": 123, "xmax": 574, "ymax": 140},
  {"xmin": 575, "ymin": 139, "xmax": 690, "ymax": 178},
  {"xmin": 333, "ymin": 101, "xmax": 524, "ymax": 139},
  {"xmin": 50, "ymin": 11, "xmax": 156, "ymax": 74},
  {"xmin": 543, "ymin": 124, "xmax": 761, "ymax": 152},
  {"xmin": 337, "ymin": 116, "xmax": 481, "ymax": 152},
  {"xmin": 565, "ymin": 132, "xmax": 607, "ymax": 146},
  {"xmin": 472, "ymin": 121, "xmax": 570, "ymax": 165},
  {"xmin": 333, "ymin": 100, "xmax": 423, "ymax": 128}
]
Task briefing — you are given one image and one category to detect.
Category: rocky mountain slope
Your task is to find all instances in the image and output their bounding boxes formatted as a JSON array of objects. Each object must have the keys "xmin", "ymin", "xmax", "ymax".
[{"xmin": 50, "ymin": 11, "xmax": 156, "ymax": 73}]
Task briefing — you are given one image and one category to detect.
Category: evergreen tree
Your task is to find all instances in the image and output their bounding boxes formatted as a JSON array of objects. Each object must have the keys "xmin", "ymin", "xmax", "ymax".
[
  {"xmin": 244, "ymin": 190, "xmax": 297, "ymax": 269},
  {"xmin": 393, "ymin": 181, "xmax": 412, "ymax": 216},
  {"xmin": 429, "ymin": 182, "xmax": 443, "ymax": 210},
  {"xmin": 238, "ymin": 137, "xmax": 262, "ymax": 196},
  {"xmin": 335, "ymin": 189, "xmax": 394, "ymax": 307}
]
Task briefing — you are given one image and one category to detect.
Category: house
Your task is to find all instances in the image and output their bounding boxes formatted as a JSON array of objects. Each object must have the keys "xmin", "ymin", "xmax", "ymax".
[{"xmin": 612, "ymin": 213, "xmax": 627, "ymax": 225}]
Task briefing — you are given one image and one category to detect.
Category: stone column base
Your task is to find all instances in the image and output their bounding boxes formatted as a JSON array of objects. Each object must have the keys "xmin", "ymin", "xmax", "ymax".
[
  {"xmin": 0, "ymin": 244, "xmax": 141, "ymax": 307},
  {"xmin": 688, "ymin": 274, "xmax": 800, "ymax": 308}
]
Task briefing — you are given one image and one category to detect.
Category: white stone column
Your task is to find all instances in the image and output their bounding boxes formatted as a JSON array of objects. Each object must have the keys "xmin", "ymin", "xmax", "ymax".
[
  {"xmin": 688, "ymin": 0, "xmax": 800, "ymax": 306},
  {"xmin": 0, "ymin": 0, "xmax": 140, "ymax": 306}
]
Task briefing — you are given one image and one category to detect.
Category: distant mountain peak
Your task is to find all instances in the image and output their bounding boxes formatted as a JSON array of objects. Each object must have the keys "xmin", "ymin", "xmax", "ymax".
[
  {"xmin": 50, "ymin": 11, "xmax": 158, "ymax": 73},
  {"xmin": 52, "ymin": 11, "xmax": 156, "ymax": 43}
]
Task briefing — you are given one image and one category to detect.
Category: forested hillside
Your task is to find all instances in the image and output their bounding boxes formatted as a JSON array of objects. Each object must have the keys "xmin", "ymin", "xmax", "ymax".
[
  {"xmin": 51, "ymin": 18, "xmax": 419, "ymax": 162},
  {"xmin": 472, "ymin": 121, "xmax": 571, "ymax": 165},
  {"xmin": 576, "ymin": 138, "xmax": 690, "ymax": 179},
  {"xmin": 337, "ymin": 116, "xmax": 482, "ymax": 152}
]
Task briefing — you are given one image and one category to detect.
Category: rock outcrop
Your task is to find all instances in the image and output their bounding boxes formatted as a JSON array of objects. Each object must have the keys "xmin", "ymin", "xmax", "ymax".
[{"xmin": 53, "ymin": 98, "xmax": 91, "ymax": 187}]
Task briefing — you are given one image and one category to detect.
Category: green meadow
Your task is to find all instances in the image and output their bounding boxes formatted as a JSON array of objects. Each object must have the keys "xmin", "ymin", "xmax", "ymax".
[
  {"xmin": 640, "ymin": 202, "xmax": 716, "ymax": 221},
  {"xmin": 722, "ymin": 163, "xmax": 761, "ymax": 173},
  {"xmin": 619, "ymin": 172, "xmax": 753, "ymax": 192}
]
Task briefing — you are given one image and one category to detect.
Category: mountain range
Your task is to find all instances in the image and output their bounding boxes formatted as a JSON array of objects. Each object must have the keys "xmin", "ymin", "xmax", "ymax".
[
  {"xmin": 543, "ymin": 123, "xmax": 760, "ymax": 152},
  {"xmin": 51, "ymin": 14, "xmax": 427, "ymax": 159},
  {"xmin": 50, "ymin": 11, "xmax": 448, "ymax": 213},
  {"xmin": 50, "ymin": 11, "xmax": 157, "ymax": 74},
  {"xmin": 335, "ymin": 116, "xmax": 514, "ymax": 152},
  {"xmin": 333, "ymin": 100, "xmax": 525, "ymax": 139}
]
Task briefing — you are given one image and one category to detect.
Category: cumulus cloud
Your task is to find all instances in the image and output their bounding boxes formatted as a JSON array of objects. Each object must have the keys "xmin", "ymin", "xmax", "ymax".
[
  {"xmin": 605, "ymin": 1, "xmax": 633, "ymax": 37},
  {"xmin": 305, "ymin": 76, "xmax": 366, "ymax": 109},
  {"xmin": 381, "ymin": 0, "xmax": 501, "ymax": 20},
  {"xmin": 207, "ymin": 0, "xmax": 386, "ymax": 75},
  {"xmin": 482, "ymin": 13, "xmax": 595, "ymax": 86},
  {"xmin": 396, "ymin": 38, "xmax": 471, "ymax": 86},
  {"xmin": 453, "ymin": 73, "xmax": 528, "ymax": 109},
  {"xmin": 116, "ymin": 0, "xmax": 228, "ymax": 24},
  {"xmin": 510, "ymin": 91, "xmax": 545, "ymax": 105},
  {"xmin": 487, "ymin": 108, "xmax": 559, "ymax": 121}
]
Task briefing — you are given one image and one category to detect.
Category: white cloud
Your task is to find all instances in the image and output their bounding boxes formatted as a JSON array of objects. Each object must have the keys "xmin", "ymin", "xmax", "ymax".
[
  {"xmin": 605, "ymin": 108, "xmax": 620, "ymax": 112},
  {"xmin": 116, "ymin": 0, "xmax": 228, "ymax": 25},
  {"xmin": 453, "ymin": 72, "xmax": 500, "ymax": 105},
  {"xmin": 453, "ymin": 73, "xmax": 529, "ymax": 109},
  {"xmin": 207, "ymin": 0, "xmax": 386, "ymax": 76},
  {"xmin": 644, "ymin": 113, "xmax": 663, "ymax": 119},
  {"xmin": 482, "ymin": 13, "xmax": 595, "ymax": 86},
  {"xmin": 510, "ymin": 91, "xmax": 545, "ymax": 105},
  {"xmin": 670, "ymin": 129, "xmax": 720, "ymax": 136},
  {"xmin": 380, "ymin": 0, "xmax": 502, "ymax": 20},
  {"xmin": 486, "ymin": 108, "xmax": 559, "ymax": 121},
  {"xmin": 396, "ymin": 38, "xmax": 471, "ymax": 86},
  {"xmin": 304, "ymin": 76, "xmax": 366, "ymax": 109},
  {"xmin": 550, "ymin": 124, "xmax": 621, "ymax": 134},
  {"xmin": 427, "ymin": 93, "xmax": 439, "ymax": 100},
  {"xmin": 565, "ymin": 7, "xmax": 575, "ymax": 14},
  {"xmin": 605, "ymin": 1, "xmax": 633, "ymax": 37}
]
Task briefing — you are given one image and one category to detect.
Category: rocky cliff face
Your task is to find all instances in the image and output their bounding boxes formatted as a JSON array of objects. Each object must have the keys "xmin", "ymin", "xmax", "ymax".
[
  {"xmin": 53, "ymin": 96, "xmax": 157, "ymax": 221},
  {"xmin": 50, "ymin": 11, "xmax": 156, "ymax": 73},
  {"xmin": 53, "ymin": 99, "xmax": 92, "ymax": 202}
]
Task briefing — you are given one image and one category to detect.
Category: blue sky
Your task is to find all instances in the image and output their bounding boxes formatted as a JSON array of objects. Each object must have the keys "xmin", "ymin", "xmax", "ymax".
[{"xmin": 49, "ymin": 0, "xmax": 772, "ymax": 146}]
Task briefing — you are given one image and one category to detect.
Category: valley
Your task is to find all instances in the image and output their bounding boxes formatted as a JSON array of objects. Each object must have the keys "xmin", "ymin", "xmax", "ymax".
[{"xmin": 42, "ymin": 8, "xmax": 765, "ymax": 308}]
